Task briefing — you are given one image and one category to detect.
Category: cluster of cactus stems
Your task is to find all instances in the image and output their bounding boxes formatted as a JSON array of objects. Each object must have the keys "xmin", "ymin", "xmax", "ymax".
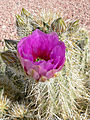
[{"xmin": 0, "ymin": 8, "xmax": 89, "ymax": 120}]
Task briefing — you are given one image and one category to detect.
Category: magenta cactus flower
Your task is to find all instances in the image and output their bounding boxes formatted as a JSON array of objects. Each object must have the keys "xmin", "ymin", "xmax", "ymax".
[{"xmin": 17, "ymin": 29, "xmax": 66, "ymax": 82}]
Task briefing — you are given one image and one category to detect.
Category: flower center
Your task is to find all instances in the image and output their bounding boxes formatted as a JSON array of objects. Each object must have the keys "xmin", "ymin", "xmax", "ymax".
[{"xmin": 36, "ymin": 57, "xmax": 44, "ymax": 62}]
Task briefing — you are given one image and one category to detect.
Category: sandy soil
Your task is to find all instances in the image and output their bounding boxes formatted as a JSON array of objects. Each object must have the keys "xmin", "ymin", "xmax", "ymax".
[{"xmin": 0, "ymin": 0, "xmax": 90, "ymax": 42}]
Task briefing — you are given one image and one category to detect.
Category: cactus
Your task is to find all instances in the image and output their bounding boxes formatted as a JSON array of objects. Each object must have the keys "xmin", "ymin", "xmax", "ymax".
[{"xmin": 0, "ymin": 8, "xmax": 89, "ymax": 120}]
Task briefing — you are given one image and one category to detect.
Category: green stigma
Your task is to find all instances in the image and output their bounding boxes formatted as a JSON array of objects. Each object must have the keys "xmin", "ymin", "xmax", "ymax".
[{"xmin": 36, "ymin": 57, "xmax": 43, "ymax": 62}]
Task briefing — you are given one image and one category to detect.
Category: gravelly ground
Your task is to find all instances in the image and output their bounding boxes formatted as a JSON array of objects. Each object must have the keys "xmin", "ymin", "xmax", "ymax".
[{"xmin": 0, "ymin": 0, "xmax": 90, "ymax": 43}]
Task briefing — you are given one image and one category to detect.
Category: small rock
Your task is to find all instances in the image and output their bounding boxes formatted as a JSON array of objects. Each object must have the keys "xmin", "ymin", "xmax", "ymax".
[{"xmin": 2, "ymin": 25, "xmax": 6, "ymax": 30}]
